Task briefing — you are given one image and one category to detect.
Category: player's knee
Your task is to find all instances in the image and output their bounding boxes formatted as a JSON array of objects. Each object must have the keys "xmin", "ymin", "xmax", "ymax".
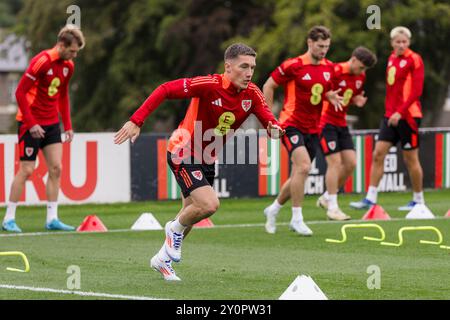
[
  {"xmin": 294, "ymin": 162, "xmax": 311, "ymax": 175},
  {"xmin": 202, "ymin": 198, "xmax": 220, "ymax": 216},
  {"xmin": 48, "ymin": 164, "xmax": 62, "ymax": 178},
  {"xmin": 344, "ymin": 159, "xmax": 357, "ymax": 172},
  {"xmin": 372, "ymin": 150, "xmax": 385, "ymax": 164},
  {"xmin": 19, "ymin": 165, "xmax": 35, "ymax": 178}
]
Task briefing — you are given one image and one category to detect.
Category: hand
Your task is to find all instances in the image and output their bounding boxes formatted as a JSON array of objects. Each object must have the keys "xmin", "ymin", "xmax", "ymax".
[
  {"xmin": 352, "ymin": 91, "xmax": 367, "ymax": 108},
  {"xmin": 326, "ymin": 88, "xmax": 344, "ymax": 112},
  {"xmin": 114, "ymin": 121, "xmax": 141, "ymax": 145},
  {"xmin": 64, "ymin": 130, "xmax": 74, "ymax": 143},
  {"xmin": 266, "ymin": 121, "xmax": 285, "ymax": 139},
  {"xmin": 387, "ymin": 112, "xmax": 402, "ymax": 127},
  {"xmin": 29, "ymin": 124, "xmax": 45, "ymax": 139}
]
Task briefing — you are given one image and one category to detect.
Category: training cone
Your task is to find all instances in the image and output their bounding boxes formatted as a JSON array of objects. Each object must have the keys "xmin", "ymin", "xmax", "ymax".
[
  {"xmin": 405, "ymin": 204, "xmax": 435, "ymax": 219},
  {"xmin": 279, "ymin": 275, "xmax": 328, "ymax": 300},
  {"xmin": 193, "ymin": 218, "xmax": 214, "ymax": 228},
  {"xmin": 362, "ymin": 205, "xmax": 391, "ymax": 220},
  {"xmin": 77, "ymin": 215, "xmax": 108, "ymax": 232},
  {"xmin": 445, "ymin": 210, "xmax": 450, "ymax": 218},
  {"xmin": 131, "ymin": 213, "xmax": 162, "ymax": 230}
]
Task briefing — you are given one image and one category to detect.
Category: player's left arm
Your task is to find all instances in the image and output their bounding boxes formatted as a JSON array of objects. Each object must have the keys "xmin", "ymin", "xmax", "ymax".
[
  {"xmin": 398, "ymin": 54, "xmax": 425, "ymax": 116},
  {"xmin": 58, "ymin": 65, "xmax": 74, "ymax": 142},
  {"xmin": 251, "ymin": 85, "xmax": 284, "ymax": 139}
]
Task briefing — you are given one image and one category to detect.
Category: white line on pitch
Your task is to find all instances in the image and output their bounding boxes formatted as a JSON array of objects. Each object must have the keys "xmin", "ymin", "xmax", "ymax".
[
  {"xmin": 0, "ymin": 217, "xmax": 445, "ymax": 238},
  {"xmin": 0, "ymin": 284, "xmax": 167, "ymax": 300}
]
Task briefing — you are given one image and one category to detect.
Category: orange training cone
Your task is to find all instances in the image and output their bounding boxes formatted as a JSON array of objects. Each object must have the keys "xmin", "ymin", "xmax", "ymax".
[
  {"xmin": 77, "ymin": 215, "xmax": 108, "ymax": 232},
  {"xmin": 445, "ymin": 210, "xmax": 450, "ymax": 218},
  {"xmin": 362, "ymin": 204, "xmax": 391, "ymax": 220},
  {"xmin": 194, "ymin": 218, "xmax": 214, "ymax": 228}
]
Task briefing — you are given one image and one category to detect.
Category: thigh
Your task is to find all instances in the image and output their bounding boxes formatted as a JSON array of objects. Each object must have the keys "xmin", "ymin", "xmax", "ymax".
[
  {"xmin": 42, "ymin": 142, "xmax": 62, "ymax": 168},
  {"xmin": 320, "ymin": 124, "xmax": 339, "ymax": 156}
]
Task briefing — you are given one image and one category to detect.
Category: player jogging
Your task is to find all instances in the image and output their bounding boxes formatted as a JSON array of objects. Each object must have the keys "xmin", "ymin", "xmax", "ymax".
[
  {"xmin": 262, "ymin": 26, "xmax": 344, "ymax": 235},
  {"xmin": 114, "ymin": 43, "xmax": 284, "ymax": 281},
  {"xmin": 316, "ymin": 47, "xmax": 377, "ymax": 220},
  {"xmin": 2, "ymin": 25, "xmax": 85, "ymax": 233}
]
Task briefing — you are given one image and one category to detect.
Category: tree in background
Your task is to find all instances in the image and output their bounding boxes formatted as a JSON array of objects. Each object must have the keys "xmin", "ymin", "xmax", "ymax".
[{"xmin": 6, "ymin": 0, "xmax": 450, "ymax": 131}]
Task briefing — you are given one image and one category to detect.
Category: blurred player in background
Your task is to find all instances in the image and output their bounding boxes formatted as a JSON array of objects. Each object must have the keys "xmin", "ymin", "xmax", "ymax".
[
  {"xmin": 114, "ymin": 43, "xmax": 284, "ymax": 281},
  {"xmin": 350, "ymin": 27, "xmax": 426, "ymax": 214},
  {"xmin": 2, "ymin": 25, "xmax": 85, "ymax": 233},
  {"xmin": 262, "ymin": 26, "xmax": 344, "ymax": 236},
  {"xmin": 317, "ymin": 47, "xmax": 377, "ymax": 220}
]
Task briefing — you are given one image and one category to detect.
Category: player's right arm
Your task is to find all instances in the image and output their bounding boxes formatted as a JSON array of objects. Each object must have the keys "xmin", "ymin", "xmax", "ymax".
[
  {"xmin": 114, "ymin": 76, "xmax": 215, "ymax": 144},
  {"xmin": 262, "ymin": 77, "xmax": 279, "ymax": 110},
  {"xmin": 15, "ymin": 54, "xmax": 50, "ymax": 138}
]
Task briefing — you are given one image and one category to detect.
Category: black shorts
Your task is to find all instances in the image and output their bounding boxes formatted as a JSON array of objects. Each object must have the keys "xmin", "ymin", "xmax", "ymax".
[
  {"xmin": 18, "ymin": 122, "xmax": 62, "ymax": 161},
  {"xmin": 167, "ymin": 152, "xmax": 216, "ymax": 198},
  {"xmin": 319, "ymin": 124, "xmax": 354, "ymax": 156},
  {"xmin": 281, "ymin": 126, "xmax": 320, "ymax": 161},
  {"xmin": 378, "ymin": 117, "xmax": 420, "ymax": 150}
]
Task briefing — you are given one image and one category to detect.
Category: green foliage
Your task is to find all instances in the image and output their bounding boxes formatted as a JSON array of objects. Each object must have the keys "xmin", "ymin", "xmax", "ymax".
[{"xmin": 11, "ymin": 0, "xmax": 450, "ymax": 131}]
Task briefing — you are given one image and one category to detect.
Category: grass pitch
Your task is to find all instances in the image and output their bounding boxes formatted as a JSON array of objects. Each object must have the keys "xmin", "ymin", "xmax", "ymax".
[{"xmin": 0, "ymin": 190, "xmax": 449, "ymax": 300}]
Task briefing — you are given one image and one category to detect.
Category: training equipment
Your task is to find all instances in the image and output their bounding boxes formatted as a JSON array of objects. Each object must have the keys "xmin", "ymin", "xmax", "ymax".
[
  {"xmin": 289, "ymin": 220, "xmax": 313, "ymax": 236},
  {"xmin": 193, "ymin": 218, "xmax": 214, "ymax": 228},
  {"xmin": 381, "ymin": 226, "xmax": 443, "ymax": 247},
  {"xmin": 46, "ymin": 219, "xmax": 76, "ymax": 231},
  {"xmin": 326, "ymin": 223, "xmax": 385, "ymax": 244},
  {"xmin": 398, "ymin": 201, "xmax": 418, "ymax": 211},
  {"xmin": 279, "ymin": 275, "xmax": 328, "ymax": 300},
  {"xmin": 150, "ymin": 254, "xmax": 181, "ymax": 281},
  {"xmin": 0, "ymin": 251, "xmax": 30, "ymax": 272},
  {"xmin": 1, "ymin": 219, "xmax": 22, "ymax": 233},
  {"xmin": 263, "ymin": 207, "xmax": 277, "ymax": 234},
  {"xmin": 349, "ymin": 198, "xmax": 375, "ymax": 210},
  {"xmin": 405, "ymin": 204, "xmax": 435, "ymax": 219},
  {"xmin": 131, "ymin": 213, "xmax": 162, "ymax": 230},
  {"xmin": 77, "ymin": 215, "xmax": 108, "ymax": 232},
  {"xmin": 444, "ymin": 210, "xmax": 450, "ymax": 218},
  {"xmin": 362, "ymin": 205, "xmax": 391, "ymax": 220},
  {"xmin": 164, "ymin": 221, "xmax": 183, "ymax": 262},
  {"xmin": 326, "ymin": 207, "xmax": 351, "ymax": 221}
]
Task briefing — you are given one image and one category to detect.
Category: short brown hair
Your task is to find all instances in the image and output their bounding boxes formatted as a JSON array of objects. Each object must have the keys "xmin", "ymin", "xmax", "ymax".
[
  {"xmin": 352, "ymin": 46, "xmax": 377, "ymax": 68},
  {"xmin": 58, "ymin": 24, "xmax": 85, "ymax": 49},
  {"xmin": 307, "ymin": 26, "xmax": 331, "ymax": 41},
  {"xmin": 224, "ymin": 43, "xmax": 256, "ymax": 61}
]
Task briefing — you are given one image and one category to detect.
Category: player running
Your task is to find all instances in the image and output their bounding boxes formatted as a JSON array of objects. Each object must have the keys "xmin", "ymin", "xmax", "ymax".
[
  {"xmin": 114, "ymin": 43, "xmax": 285, "ymax": 281},
  {"xmin": 2, "ymin": 25, "xmax": 85, "ymax": 233},
  {"xmin": 316, "ymin": 47, "xmax": 377, "ymax": 220},
  {"xmin": 262, "ymin": 26, "xmax": 344, "ymax": 235},
  {"xmin": 350, "ymin": 27, "xmax": 426, "ymax": 214}
]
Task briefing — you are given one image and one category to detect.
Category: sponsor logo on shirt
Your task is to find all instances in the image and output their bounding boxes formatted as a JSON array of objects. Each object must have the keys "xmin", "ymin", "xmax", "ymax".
[
  {"xmin": 302, "ymin": 73, "xmax": 312, "ymax": 80},
  {"xmin": 212, "ymin": 98, "xmax": 222, "ymax": 107},
  {"xmin": 241, "ymin": 100, "xmax": 252, "ymax": 112},
  {"xmin": 339, "ymin": 80, "xmax": 346, "ymax": 87},
  {"xmin": 191, "ymin": 170, "xmax": 203, "ymax": 181},
  {"xmin": 290, "ymin": 135, "xmax": 299, "ymax": 144},
  {"xmin": 47, "ymin": 68, "xmax": 53, "ymax": 76}
]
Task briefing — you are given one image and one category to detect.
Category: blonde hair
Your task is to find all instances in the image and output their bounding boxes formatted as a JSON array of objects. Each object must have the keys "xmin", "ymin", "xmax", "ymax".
[
  {"xmin": 390, "ymin": 26, "xmax": 411, "ymax": 39},
  {"xmin": 58, "ymin": 24, "xmax": 85, "ymax": 49}
]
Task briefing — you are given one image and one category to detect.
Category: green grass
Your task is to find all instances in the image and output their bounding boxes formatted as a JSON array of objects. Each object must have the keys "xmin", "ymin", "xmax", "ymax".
[{"xmin": 0, "ymin": 190, "xmax": 449, "ymax": 300}]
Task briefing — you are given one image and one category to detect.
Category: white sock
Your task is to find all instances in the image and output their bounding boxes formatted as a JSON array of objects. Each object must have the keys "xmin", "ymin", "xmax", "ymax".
[
  {"xmin": 268, "ymin": 199, "xmax": 283, "ymax": 214},
  {"xmin": 323, "ymin": 191, "xmax": 330, "ymax": 200},
  {"xmin": 171, "ymin": 218, "xmax": 186, "ymax": 233},
  {"xmin": 366, "ymin": 186, "xmax": 378, "ymax": 203},
  {"xmin": 413, "ymin": 192, "xmax": 424, "ymax": 204},
  {"xmin": 158, "ymin": 245, "xmax": 170, "ymax": 261},
  {"xmin": 328, "ymin": 194, "xmax": 338, "ymax": 210},
  {"xmin": 4, "ymin": 202, "xmax": 17, "ymax": 222},
  {"xmin": 46, "ymin": 202, "xmax": 58, "ymax": 224},
  {"xmin": 291, "ymin": 207, "xmax": 303, "ymax": 221}
]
